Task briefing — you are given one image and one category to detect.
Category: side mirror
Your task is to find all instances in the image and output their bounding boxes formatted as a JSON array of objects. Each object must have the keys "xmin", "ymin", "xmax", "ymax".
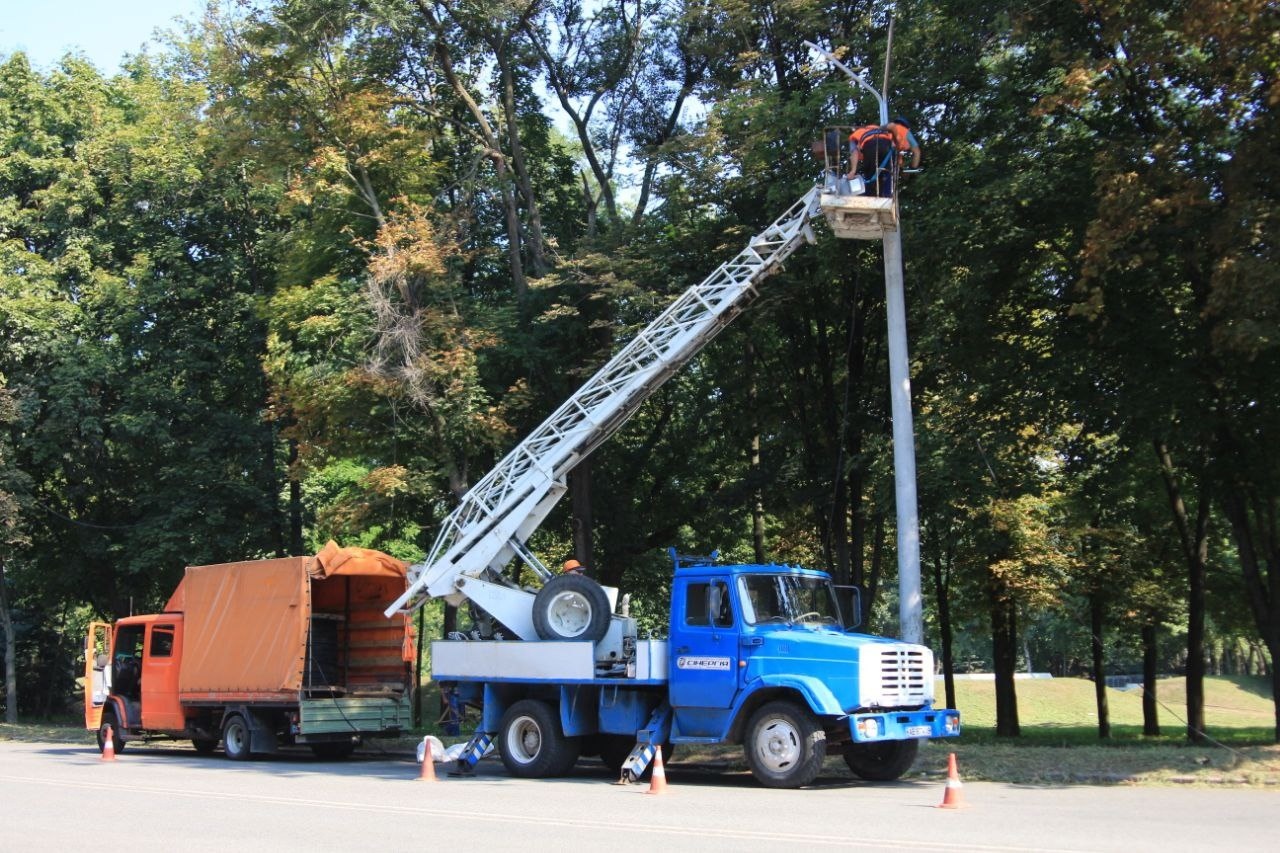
[{"xmin": 833, "ymin": 585, "xmax": 863, "ymax": 630}]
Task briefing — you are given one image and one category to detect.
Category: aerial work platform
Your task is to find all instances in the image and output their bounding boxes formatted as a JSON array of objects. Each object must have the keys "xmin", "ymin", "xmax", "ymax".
[
  {"xmin": 819, "ymin": 189, "xmax": 898, "ymax": 240},
  {"xmin": 812, "ymin": 126, "xmax": 900, "ymax": 240}
]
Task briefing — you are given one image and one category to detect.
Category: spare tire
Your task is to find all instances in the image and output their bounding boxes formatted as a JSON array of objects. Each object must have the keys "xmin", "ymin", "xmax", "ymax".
[{"xmin": 532, "ymin": 574, "xmax": 611, "ymax": 642}]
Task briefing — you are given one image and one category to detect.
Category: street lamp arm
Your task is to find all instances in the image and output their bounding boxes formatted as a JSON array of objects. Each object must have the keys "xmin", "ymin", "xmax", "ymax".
[{"xmin": 802, "ymin": 41, "xmax": 889, "ymax": 126}]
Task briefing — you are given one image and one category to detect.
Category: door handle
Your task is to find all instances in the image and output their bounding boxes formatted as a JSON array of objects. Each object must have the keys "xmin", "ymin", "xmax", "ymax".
[
  {"xmin": 675, "ymin": 646, "xmax": 690, "ymax": 654},
  {"xmin": 740, "ymin": 636, "xmax": 763, "ymax": 647}
]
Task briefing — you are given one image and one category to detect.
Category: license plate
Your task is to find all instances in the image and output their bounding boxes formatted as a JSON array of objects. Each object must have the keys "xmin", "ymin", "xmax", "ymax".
[{"xmin": 905, "ymin": 725, "xmax": 931, "ymax": 737}]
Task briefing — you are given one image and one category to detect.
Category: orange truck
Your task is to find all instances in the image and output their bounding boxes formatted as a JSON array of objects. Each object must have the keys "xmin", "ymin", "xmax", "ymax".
[{"xmin": 83, "ymin": 543, "xmax": 415, "ymax": 759}]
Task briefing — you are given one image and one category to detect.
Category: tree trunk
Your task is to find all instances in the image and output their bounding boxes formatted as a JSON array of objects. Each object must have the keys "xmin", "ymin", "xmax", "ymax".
[
  {"xmin": 747, "ymin": 340, "xmax": 766, "ymax": 564},
  {"xmin": 1091, "ymin": 592, "xmax": 1110, "ymax": 739},
  {"xmin": 1154, "ymin": 439, "xmax": 1210, "ymax": 742},
  {"xmin": 495, "ymin": 50, "xmax": 548, "ymax": 277},
  {"xmin": 989, "ymin": 577, "xmax": 1020, "ymax": 737},
  {"xmin": 287, "ymin": 437, "xmax": 304, "ymax": 556},
  {"xmin": 865, "ymin": 514, "xmax": 885, "ymax": 627},
  {"xmin": 413, "ymin": 605, "xmax": 425, "ymax": 728},
  {"xmin": 930, "ymin": 547, "xmax": 956, "ymax": 711},
  {"xmin": 0, "ymin": 558, "xmax": 17, "ymax": 722},
  {"xmin": 1142, "ymin": 622, "xmax": 1160, "ymax": 736},
  {"xmin": 1218, "ymin": 486, "xmax": 1280, "ymax": 742},
  {"xmin": 570, "ymin": 459, "xmax": 596, "ymax": 577}
]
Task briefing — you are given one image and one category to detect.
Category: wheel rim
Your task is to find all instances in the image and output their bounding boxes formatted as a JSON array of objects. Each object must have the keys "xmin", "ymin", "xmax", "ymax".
[
  {"xmin": 506, "ymin": 714, "xmax": 543, "ymax": 764},
  {"xmin": 754, "ymin": 716, "xmax": 801, "ymax": 773},
  {"xmin": 226, "ymin": 722, "xmax": 247, "ymax": 754},
  {"xmin": 546, "ymin": 591, "xmax": 592, "ymax": 638}
]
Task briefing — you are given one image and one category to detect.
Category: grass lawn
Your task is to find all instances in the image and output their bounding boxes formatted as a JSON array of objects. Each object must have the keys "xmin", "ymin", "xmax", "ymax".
[{"xmin": 5, "ymin": 675, "xmax": 1277, "ymax": 786}]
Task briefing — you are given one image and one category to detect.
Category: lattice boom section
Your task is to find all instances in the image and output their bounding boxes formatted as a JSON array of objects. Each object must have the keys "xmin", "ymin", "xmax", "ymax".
[{"xmin": 397, "ymin": 188, "xmax": 823, "ymax": 607}]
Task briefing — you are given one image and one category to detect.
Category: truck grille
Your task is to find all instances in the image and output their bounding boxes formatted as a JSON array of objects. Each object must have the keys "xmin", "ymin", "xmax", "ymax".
[{"xmin": 860, "ymin": 644, "xmax": 933, "ymax": 708}]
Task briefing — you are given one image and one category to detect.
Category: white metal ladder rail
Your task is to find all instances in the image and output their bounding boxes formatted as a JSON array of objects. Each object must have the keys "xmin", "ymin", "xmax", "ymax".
[{"xmin": 386, "ymin": 187, "xmax": 824, "ymax": 616}]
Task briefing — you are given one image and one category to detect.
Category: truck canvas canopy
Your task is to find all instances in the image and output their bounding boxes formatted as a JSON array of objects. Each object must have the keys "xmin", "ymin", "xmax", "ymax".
[{"xmin": 167, "ymin": 543, "xmax": 409, "ymax": 699}]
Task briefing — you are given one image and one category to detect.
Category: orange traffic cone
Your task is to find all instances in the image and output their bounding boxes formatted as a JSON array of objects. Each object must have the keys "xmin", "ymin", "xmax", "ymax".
[
  {"xmin": 417, "ymin": 736, "xmax": 436, "ymax": 782},
  {"xmin": 101, "ymin": 726, "xmax": 117, "ymax": 762},
  {"xmin": 937, "ymin": 752, "xmax": 966, "ymax": 809},
  {"xmin": 645, "ymin": 745, "xmax": 668, "ymax": 795}
]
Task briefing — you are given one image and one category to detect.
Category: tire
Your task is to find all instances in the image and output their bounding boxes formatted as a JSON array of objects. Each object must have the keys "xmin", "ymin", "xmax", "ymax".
[
  {"xmin": 97, "ymin": 711, "xmax": 126, "ymax": 756},
  {"xmin": 842, "ymin": 738, "xmax": 919, "ymax": 781},
  {"xmin": 532, "ymin": 574, "xmax": 611, "ymax": 642},
  {"xmin": 222, "ymin": 714, "xmax": 253, "ymax": 761},
  {"xmin": 191, "ymin": 737, "xmax": 218, "ymax": 755},
  {"xmin": 743, "ymin": 700, "xmax": 826, "ymax": 789},
  {"xmin": 310, "ymin": 741, "xmax": 357, "ymax": 760},
  {"xmin": 498, "ymin": 699, "xmax": 581, "ymax": 778}
]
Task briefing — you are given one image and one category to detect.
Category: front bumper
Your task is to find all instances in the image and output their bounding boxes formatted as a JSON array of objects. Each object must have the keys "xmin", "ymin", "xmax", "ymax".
[{"xmin": 848, "ymin": 707, "xmax": 960, "ymax": 742}]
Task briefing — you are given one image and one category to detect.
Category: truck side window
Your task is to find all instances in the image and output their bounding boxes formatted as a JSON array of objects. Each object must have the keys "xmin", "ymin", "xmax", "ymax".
[
  {"xmin": 685, "ymin": 581, "xmax": 733, "ymax": 627},
  {"xmin": 150, "ymin": 625, "xmax": 175, "ymax": 658},
  {"xmin": 685, "ymin": 583, "xmax": 710, "ymax": 626}
]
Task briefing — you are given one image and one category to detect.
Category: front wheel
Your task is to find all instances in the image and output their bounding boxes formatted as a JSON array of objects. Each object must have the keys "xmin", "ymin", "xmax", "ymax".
[
  {"xmin": 498, "ymin": 699, "xmax": 580, "ymax": 778},
  {"xmin": 222, "ymin": 714, "xmax": 253, "ymax": 761},
  {"xmin": 743, "ymin": 700, "xmax": 825, "ymax": 788},
  {"xmin": 97, "ymin": 711, "xmax": 126, "ymax": 756},
  {"xmin": 842, "ymin": 738, "xmax": 919, "ymax": 781}
]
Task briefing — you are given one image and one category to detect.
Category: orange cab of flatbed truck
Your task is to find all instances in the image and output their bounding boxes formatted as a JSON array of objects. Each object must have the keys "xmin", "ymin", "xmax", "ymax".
[{"xmin": 85, "ymin": 615, "xmax": 187, "ymax": 737}]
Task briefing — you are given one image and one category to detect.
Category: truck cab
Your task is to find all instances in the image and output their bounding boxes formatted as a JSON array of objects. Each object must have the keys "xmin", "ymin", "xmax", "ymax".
[{"xmin": 666, "ymin": 558, "xmax": 957, "ymax": 785}]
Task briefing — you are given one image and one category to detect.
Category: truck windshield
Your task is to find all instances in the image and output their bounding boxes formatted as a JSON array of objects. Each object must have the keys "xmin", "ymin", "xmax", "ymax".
[{"xmin": 737, "ymin": 574, "xmax": 843, "ymax": 627}]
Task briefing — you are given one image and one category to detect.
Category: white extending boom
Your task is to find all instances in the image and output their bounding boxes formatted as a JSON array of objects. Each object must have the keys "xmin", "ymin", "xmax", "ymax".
[{"xmin": 386, "ymin": 187, "xmax": 824, "ymax": 620}]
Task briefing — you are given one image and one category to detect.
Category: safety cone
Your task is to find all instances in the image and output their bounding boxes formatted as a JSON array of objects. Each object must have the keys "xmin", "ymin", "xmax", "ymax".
[
  {"xmin": 937, "ymin": 752, "xmax": 966, "ymax": 809},
  {"xmin": 101, "ymin": 726, "xmax": 117, "ymax": 762},
  {"xmin": 417, "ymin": 736, "xmax": 436, "ymax": 782},
  {"xmin": 645, "ymin": 745, "xmax": 668, "ymax": 795}
]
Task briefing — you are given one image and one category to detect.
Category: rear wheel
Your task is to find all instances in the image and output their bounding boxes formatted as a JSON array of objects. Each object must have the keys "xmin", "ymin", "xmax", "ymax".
[
  {"xmin": 498, "ymin": 699, "xmax": 580, "ymax": 778},
  {"xmin": 221, "ymin": 714, "xmax": 252, "ymax": 761},
  {"xmin": 842, "ymin": 738, "xmax": 919, "ymax": 781},
  {"xmin": 310, "ymin": 741, "xmax": 357, "ymax": 760},
  {"xmin": 743, "ymin": 700, "xmax": 825, "ymax": 789},
  {"xmin": 96, "ymin": 711, "xmax": 126, "ymax": 756},
  {"xmin": 191, "ymin": 737, "xmax": 218, "ymax": 755},
  {"xmin": 532, "ymin": 574, "xmax": 611, "ymax": 643}
]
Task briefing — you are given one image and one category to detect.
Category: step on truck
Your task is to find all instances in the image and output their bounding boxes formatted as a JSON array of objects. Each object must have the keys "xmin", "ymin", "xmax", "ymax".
[
  {"xmin": 85, "ymin": 543, "xmax": 414, "ymax": 759},
  {"xmin": 384, "ymin": 181, "xmax": 960, "ymax": 788}
]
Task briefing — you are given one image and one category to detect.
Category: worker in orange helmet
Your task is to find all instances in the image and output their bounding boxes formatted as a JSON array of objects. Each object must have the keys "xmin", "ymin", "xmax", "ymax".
[
  {"xmin": 847, "ymin": 117, "xmax": 921, "ymax": 198},
  {"xmin": 562, "ymin": 559, "xmax": 585, "ymax": 574}
]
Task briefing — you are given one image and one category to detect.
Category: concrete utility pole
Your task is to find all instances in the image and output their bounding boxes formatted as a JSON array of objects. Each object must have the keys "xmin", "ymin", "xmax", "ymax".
[{"xmin": 804, "ymin": 41, "xmax": 923, "ymax": 644}]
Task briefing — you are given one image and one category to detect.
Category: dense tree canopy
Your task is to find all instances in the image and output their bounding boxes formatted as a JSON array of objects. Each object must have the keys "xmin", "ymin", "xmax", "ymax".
[{"xmin": 1, "ymin": 0, "xmax": 1276, "ymax": 740}]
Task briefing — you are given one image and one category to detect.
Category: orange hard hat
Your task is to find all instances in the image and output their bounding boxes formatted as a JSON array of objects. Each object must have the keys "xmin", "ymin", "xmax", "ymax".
[{"xmin": 562, "ymin": 559, "xmax": 583, "ymax": 572}]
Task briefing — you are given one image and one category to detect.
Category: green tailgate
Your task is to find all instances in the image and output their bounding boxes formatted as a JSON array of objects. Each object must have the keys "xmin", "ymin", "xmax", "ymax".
[{"xmin": 299, "ymin": 694, "xmax": 412, "ymax": 735}]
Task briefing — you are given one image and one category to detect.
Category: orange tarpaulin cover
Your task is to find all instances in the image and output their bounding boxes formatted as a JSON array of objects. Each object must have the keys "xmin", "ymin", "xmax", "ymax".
[{"xmin": 171, "ymin": 544, "xmax": 408, "ymax": 697}]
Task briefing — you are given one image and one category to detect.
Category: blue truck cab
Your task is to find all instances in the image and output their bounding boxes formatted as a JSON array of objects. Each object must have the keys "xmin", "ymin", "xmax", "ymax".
[{"xmin": 434, "ymin": 556, "xmax": 959, "ymax": 789}]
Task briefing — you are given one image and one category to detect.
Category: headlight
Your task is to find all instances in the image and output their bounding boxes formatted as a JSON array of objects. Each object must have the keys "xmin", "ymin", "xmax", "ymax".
[{"xmin": 857, "ymin": 717, "xmax": 880, "ymax": 739}]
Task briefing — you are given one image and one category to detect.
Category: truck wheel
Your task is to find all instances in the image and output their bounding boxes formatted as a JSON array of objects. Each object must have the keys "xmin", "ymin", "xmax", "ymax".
[
  {"xmin": 744, "ymin": 700, "xmax": 826, "ymax": 789},
  {"xmin": 498, "ymin": 699, "xmax": 581, "ymax": 778},
  {"xmin": 222, "ymin": 714, "xmax": 253, "ymax": 761},
  {"xmin": 532, "ymin": 573, "xmax": 611, "ymax": 642},
  {"xmin": 191, "ymin": 737, "xmax": 218, "ymax": 755},
  {"xmin": 97, "ymin": 711, "xmax": 126, "ymax": 756},
  {"xmin": 843, "ymin": 738, "xmax": 919, "ymax": 781},
  {"xmin": 310, "ymin": 741, "xmax": 357, "ymax": 760}
]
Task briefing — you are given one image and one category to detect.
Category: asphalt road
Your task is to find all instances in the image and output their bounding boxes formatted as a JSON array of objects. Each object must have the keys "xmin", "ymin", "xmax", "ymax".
[{"xmin": 0, "ymin": 740, "xmax": 1275, "ymax": 852}]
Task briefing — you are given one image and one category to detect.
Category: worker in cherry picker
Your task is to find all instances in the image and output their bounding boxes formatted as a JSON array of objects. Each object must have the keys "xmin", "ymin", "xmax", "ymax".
[{"xmin": 847, "ymin": 117, "xmax": 921, "ymax": 198}]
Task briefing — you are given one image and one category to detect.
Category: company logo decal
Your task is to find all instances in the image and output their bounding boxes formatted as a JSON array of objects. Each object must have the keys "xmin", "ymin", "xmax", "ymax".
[{"xmin": 676, "ymin": 656, "xmax": 732, "ymax": 671}]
